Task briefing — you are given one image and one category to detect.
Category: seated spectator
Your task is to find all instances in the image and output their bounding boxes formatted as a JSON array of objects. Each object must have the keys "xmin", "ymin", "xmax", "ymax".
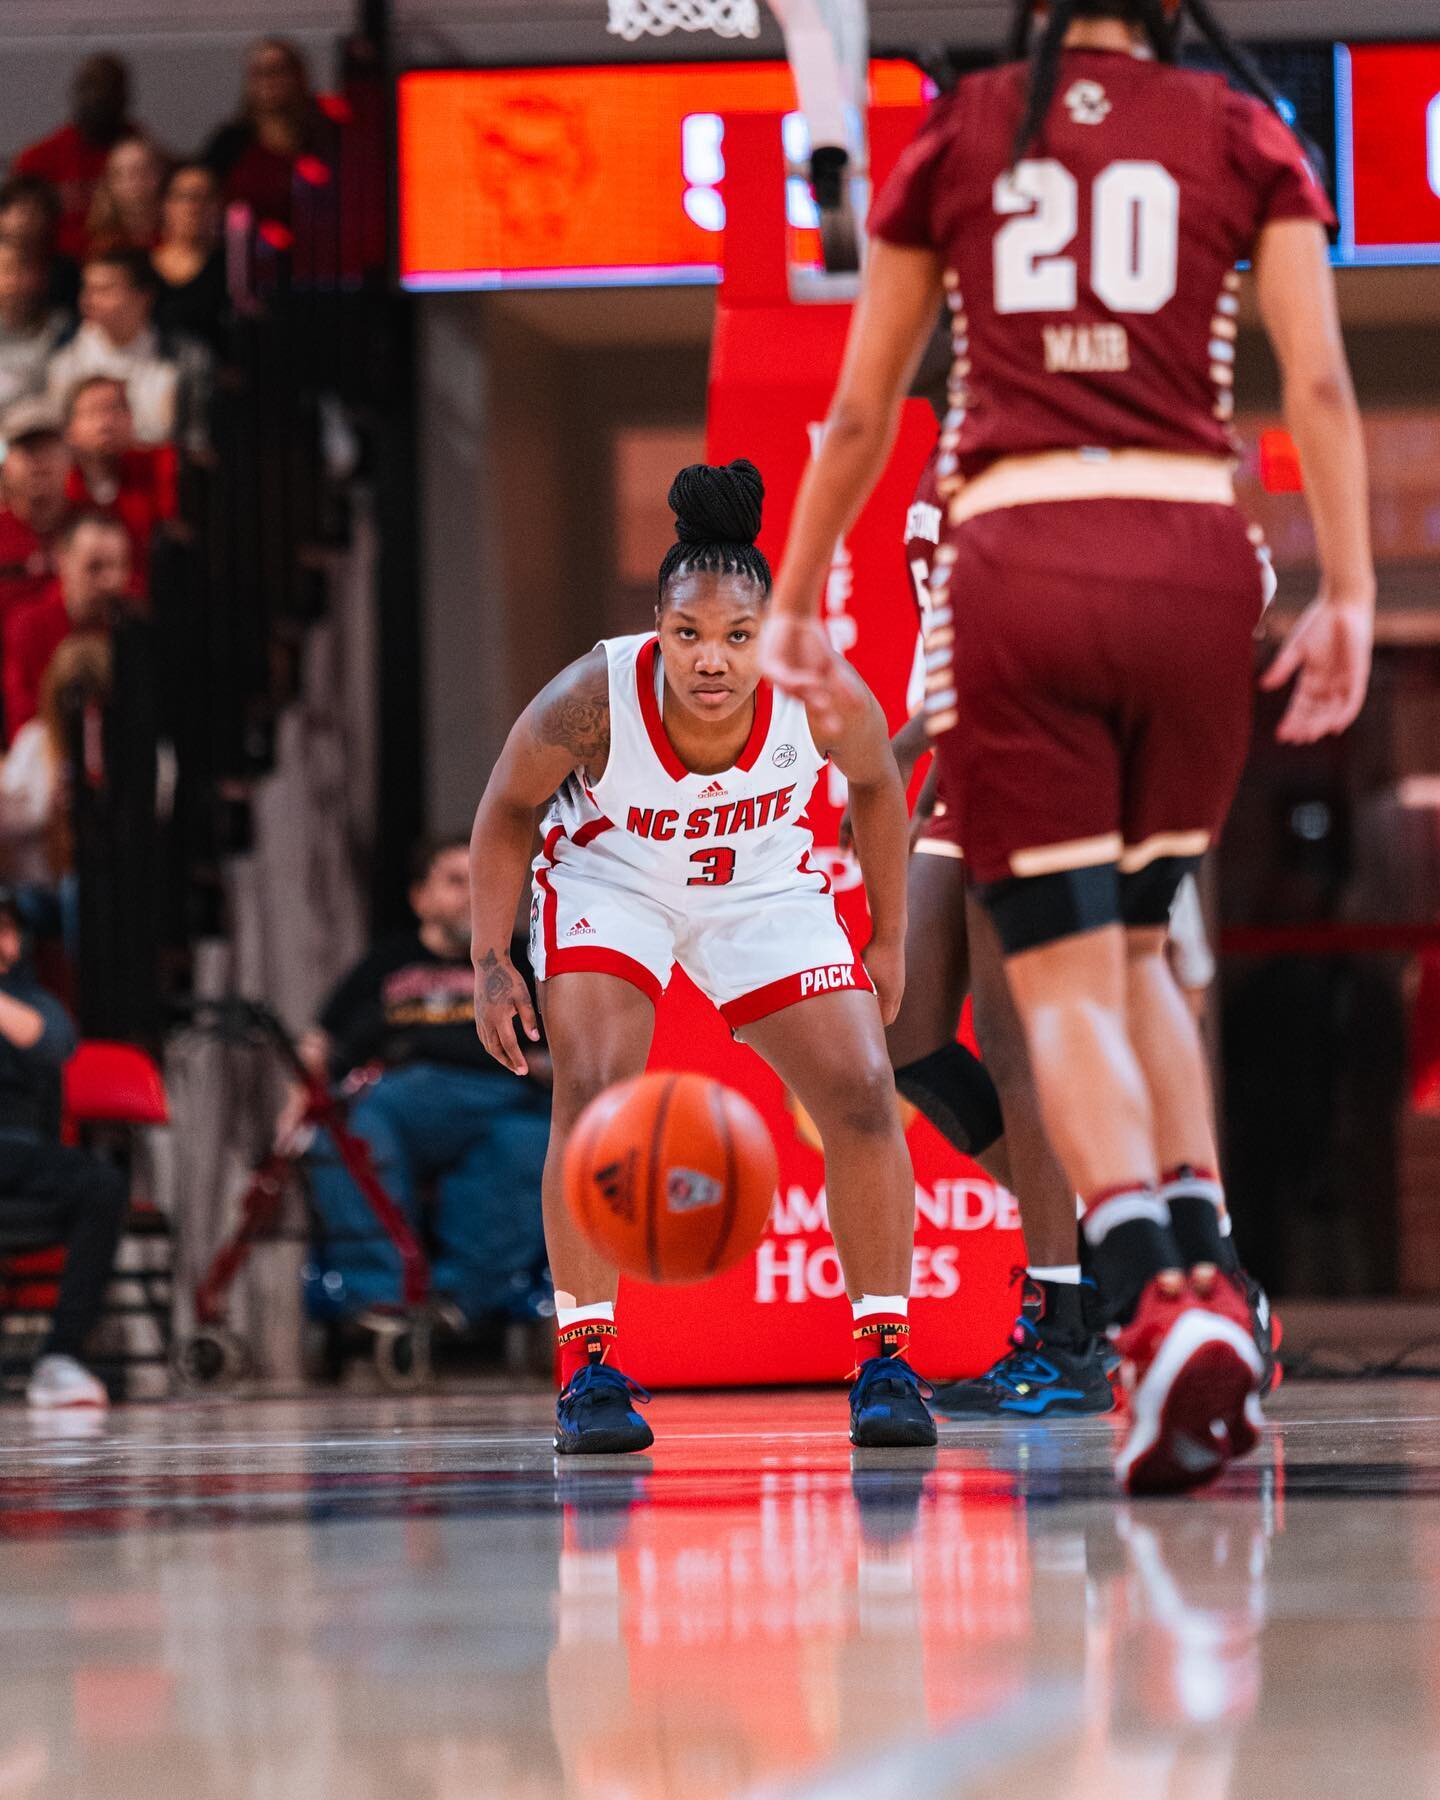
[
  {"xmin": 202, "ymin": 38, "xmax": 339, "ymax": 231},
  {"xmin": 62, "ymin": 376, "xmax": 176, "ymax": 587},
  {"xmin": 85, "ymin": 134, "xmax": 167, "ymax": 257},
  {"xmin": 0, "ymin": 244, "xmax": 70, "ymax": 414},
  {"xmin": 0, "ymin": 398, "xmax": 71, "ymax": 629},
  {"xmin": 12, "ymin": 55, "xmax": 140, "ymax": 263},
  {"xmin": 0, "ymin": 885, "xmax": 127, "ymax": 1410},
  {"xmin": 0, "ymin": 635, "xmax": 110, "ymax": 889},
  {"xmin": 4, "ymin": 512, "xmax": 132, "ymax": 742},
  {"xmin": 46, "ymin": 251, "xmax": 210, "ymax": 451},
  {"xmin": 0, "ymin": 175, "xmax": 79, "ymax": 311},
  {"xmin": 151, "ymin": 164, "xmax": 227, "ymax": 350},
  {"xmin": 302, "ymin": 836, "xmax": 549, "ymax": 1329}
]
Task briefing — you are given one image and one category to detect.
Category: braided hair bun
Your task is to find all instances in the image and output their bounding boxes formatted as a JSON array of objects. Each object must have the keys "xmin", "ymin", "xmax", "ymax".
[{"xmin": 658, "ymin": 459, "xmax": 773, "ymax": 600}]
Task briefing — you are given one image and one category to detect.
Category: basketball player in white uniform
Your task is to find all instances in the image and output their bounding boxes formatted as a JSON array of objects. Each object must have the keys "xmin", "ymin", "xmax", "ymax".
[{"xmin": 468, "ymin": 459, "xmax": 938, "ymax": 1455}]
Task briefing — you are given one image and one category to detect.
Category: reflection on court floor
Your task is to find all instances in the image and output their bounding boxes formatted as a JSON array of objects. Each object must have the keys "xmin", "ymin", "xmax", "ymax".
[{"xmin": 0, "ymin": 1384, "xmax": 1436, "ymax": 1796}]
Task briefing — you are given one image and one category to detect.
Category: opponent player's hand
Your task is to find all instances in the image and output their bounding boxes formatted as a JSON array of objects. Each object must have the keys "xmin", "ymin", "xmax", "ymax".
[
  {"xmin": 863, "ymin": 937, "xmax": 906, "ymax": 1027},
  {"xmin": 1261, "ymin": 596, "xmax": 1374, "ymax": 745},
  {"xmin": 758, "ymin": 614, "xmax": 865, "ymax": 742},
  {"xmin": 473, "ymin": 947, "xmax": 541, "ymax": 1076}
]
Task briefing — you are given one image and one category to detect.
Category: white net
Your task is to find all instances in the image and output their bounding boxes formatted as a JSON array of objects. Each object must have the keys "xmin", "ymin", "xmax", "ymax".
[{"xmin": 606, "ymin": 0, "xmax": 763, "ymax": 40}]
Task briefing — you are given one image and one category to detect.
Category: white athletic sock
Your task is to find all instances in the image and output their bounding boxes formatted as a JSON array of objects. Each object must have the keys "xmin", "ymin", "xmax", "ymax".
[
  {"xmin": 1028, "ymin": 1263, "xmax": 1081, "ymax": 1285},
  {"xmin": 1082, "ymin": 1188, "xmax": 1169, "ymax": 1248},
  {"xmin": 852, "ymin": 1293, "xmax": 908, "ymax": 1320},
  {"xmin": 556, "ymin": 1300, "xmax": 616, "ymax": 1330}
]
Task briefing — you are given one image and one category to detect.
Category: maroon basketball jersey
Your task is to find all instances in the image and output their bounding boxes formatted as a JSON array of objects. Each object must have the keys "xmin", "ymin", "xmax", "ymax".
[
  {"xmin": 870, "ymin": 49, "xmax": 1334, "ymax": 475},
  {"xmin": 903, "ymin": 448, "xmax": 944, "ymax": 628}
]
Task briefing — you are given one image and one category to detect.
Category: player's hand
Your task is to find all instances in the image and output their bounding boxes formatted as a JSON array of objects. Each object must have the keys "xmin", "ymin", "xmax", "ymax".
[
  {"xmin": 758, "ymin": 614, "xmax": 865, "ymax": 743},
  {"xmin": 863, "ymin": 937, "xmax": 906, "ymax": 1028},
  {"xmin": 1261, "ymin": 596, "xmax": 1374, "ymax": 744},
  {"xmin": 473, "ymin": 946, "xmax": 541, "ymax": 1076}
]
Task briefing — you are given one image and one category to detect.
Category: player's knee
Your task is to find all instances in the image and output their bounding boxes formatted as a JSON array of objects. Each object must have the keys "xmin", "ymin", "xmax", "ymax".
[
  {"xmin": 975, "ymin": 864, "xmax": 1119, "ymax": 955},
  {"xmin": 551, "ymin": 1061, "xmax": 633, "ymax": 1127},
  {"xmin": 895, "ymin": 1042, "xmax": 1004, "ymax": 1157},
  {"xmin": 826, "ymin": 1058, "xmax": 903, "ymax": 1141}
]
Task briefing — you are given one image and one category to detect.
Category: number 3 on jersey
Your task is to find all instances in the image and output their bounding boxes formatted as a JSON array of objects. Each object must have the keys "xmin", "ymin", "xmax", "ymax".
[
  {"xmin": 688, "ymin": 846, "xmax": 736, "ymax": 887},
  {"xmin": 994, "ymin": 158, "xmax": 1179, "ymax": 315}
]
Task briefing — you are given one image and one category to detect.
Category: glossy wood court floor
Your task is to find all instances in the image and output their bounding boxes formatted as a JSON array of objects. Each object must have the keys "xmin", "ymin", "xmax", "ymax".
[{"xmin": 2, "ymin": 1380, "xmax": 1437, "ymax": 1798}]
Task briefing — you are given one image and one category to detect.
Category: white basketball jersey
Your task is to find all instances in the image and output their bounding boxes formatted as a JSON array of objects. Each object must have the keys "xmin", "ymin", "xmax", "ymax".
[{"xmin": 539, "ymin": 633, "xmax": 829, "ymax": 893}]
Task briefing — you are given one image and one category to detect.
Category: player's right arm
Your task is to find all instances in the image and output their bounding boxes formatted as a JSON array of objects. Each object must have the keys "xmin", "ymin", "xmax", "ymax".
[
  {"xmin": 470, "ymin": 647, "xmax": 611, "ymax": 1075},
  {"xmin": 1253, "ymin": 217, "xmax": 1375, "ymax": 745}
]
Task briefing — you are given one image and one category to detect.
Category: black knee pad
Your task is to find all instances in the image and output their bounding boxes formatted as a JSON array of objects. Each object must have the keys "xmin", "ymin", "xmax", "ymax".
[
  {"xmin": 974, "ymin": 863, "xmax": 1120, "ymax": 956},
  {"xmin": 1120, "ymin": 854, "xmax": 1202, "ymax": 928},
  {"xmin": 894, "ymin": 1042, "xmax": 1004, "ymax": 1158}
]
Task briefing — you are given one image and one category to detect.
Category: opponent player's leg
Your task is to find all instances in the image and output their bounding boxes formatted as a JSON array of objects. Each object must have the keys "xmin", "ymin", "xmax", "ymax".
[
  {"xmin": 540, "ymin": 971, "xmax": 656, "ymax": 1454},
  {"xmin": 886, "ymin": 850, "xmax": 1005, "ymax": 1179},
  {"xmin": 737, "ymin": 987, "xmax": 936, "ymax": 1448},
  {"xmin": 934, "ymin": 894, "xmax": 1114, "ymax": 1419}
]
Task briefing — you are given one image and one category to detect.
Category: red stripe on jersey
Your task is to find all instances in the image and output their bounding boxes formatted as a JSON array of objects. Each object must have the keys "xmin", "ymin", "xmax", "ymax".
[
  {"xmin": 572, "ymin": 816, "xmax": 614, "ymax": 848},
  {"xmin": 719, "ymin": 956, "xmax": 874, "ymax": 1032},
  {"xmin": 735, "ymin": 677, "xmax": 774, "ymax": 772},
  {"xmin": 636, "ymin": 637, "xmax": 689, "ymax": 781}
]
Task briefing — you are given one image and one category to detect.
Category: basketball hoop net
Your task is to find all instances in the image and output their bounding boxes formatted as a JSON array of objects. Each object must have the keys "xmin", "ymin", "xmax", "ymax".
[{"xmin": 606, "ymin": 0, "xmax": 762, "ymax": 39}]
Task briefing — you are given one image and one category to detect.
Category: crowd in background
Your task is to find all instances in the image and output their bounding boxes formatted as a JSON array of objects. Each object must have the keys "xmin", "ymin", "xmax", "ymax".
[{"xmin": 0, "ymin": 39, "xmax": 344, "ymax": 917}]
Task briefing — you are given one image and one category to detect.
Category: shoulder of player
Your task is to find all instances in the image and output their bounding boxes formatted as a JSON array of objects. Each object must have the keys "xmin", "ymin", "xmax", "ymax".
[{"xmin": 527, "ymin": 645, "xmax": 612, "ymax": 767}]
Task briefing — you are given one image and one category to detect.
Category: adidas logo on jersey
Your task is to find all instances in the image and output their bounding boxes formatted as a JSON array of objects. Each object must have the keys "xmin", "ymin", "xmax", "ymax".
[
  {"xmin": 567, "ymin": 917, "xmax": 597, "ymax": 937},
  {"xmin": 698, "ymin": 780, "xmax": 727, "ymax": 799}
]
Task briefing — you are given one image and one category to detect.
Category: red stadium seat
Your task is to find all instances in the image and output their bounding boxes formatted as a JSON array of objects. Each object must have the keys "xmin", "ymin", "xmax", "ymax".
[{"xmin": 62, "ymin": 1043, "xmax": 169, "ymax": 1129}]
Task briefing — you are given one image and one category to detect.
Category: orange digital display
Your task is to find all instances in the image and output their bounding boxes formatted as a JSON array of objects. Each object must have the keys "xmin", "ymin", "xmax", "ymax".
[{"xmin": 397, "ymin": 61, "xmax": 927, "ymax": 289}]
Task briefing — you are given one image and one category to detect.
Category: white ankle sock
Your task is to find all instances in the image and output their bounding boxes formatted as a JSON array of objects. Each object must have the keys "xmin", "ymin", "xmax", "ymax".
[
  {"xmin": 1028, "ymin": 1264, "xmax": 1081, "ymax": 1285},
  {"xmin": 556, "ymin": 1300, "xmax": 616, "ymax": 1330},
  {"xmin": 852, "ymin": 1294, "xmax": 909, "ymax": 1320}
]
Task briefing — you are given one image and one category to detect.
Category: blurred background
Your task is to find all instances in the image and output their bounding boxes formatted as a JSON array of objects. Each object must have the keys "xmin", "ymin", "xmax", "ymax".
[{"xmin": 0, "ymin": 0, "xmax": 1435, "ymax": 1402}]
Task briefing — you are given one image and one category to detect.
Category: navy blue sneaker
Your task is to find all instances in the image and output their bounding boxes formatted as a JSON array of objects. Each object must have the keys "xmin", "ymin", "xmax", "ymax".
[
  {"xmin": 931, "ymin": 1318, "xmax": 1115, "ymax": 1419},
  {"xmin": 554, "ymin": 1363, "xmax": 654, "ymax": 1455},
  {"xmin": 849, "ymin": 1356, "xmax": 938, "ymax": 1448}
]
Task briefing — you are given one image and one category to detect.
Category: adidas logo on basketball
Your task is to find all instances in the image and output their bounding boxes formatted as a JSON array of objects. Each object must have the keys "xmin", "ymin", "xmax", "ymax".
[
  {"xmin": 567, "ymin": 917, "xmax": 597, "ymax": 937},
  {"xmin": 698, "ymin": 780, "xmax": 727, "ymax": 798}
]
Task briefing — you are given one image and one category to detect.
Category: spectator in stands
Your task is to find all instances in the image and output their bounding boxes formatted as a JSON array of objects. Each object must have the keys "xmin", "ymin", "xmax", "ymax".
[
  {"xmin": 202, "ymin": 38, "xmax": 339, "ymax": 231},
  {"xmin": 63, "ymin": 376, "xmax": 176, "ymax": 587},
  {"xmin": 11, "ymin": 55, "xmax": 140, "ymax": 263},
  {"xmin": 4, "ymin": 512, "xmax": 131, "ymax": 742},
  {"xmin": 0, "ymin": 245, "xmax": 70, "ymax": 414},
  {"xmin": 0, "ymin": 398, "xmax": 70, "ymax": 630},
  {"xmin": 151, "ymin": 164, "xmax": 226, "ymax": 350},
  {"xmin": 0, "ymin": 176, "xmax": 79, "ymax": 311},
  {"xmin": 0, "ymin": 885, "xmax": 127, "ymax": 1411},
  {"xmin": 302, "ymin": 836, "xmax": 549, "ymax": 1329},
  {"xmin": 0, "ymin": 635, "xmax": 110, "ymax": 890},
  {"xmin": 46, "ymin": 251, "xmax": 209, "ymax": 451},
  {"xmin": 85, "ymin": 135, "xmax": 167, "ymax": 257}
]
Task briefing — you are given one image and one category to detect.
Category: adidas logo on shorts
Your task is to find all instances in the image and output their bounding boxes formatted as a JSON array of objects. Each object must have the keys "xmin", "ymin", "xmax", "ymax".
[
  {"xmin": 567, "ymin": 917, "xmax": 597, "ymax": 937},
  {"xmin": 697, "ymin": 780, "xmax": 727, "ymax": 799}
]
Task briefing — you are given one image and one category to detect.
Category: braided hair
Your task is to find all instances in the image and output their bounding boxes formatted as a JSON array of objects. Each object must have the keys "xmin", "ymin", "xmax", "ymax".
[
  {"xmin": 1008, "ymin": 0, "xmax": 1316, "ymax": 169},
  {"xmin": 657, "ymin": 458, "xmax": 773, "ymax": 604}
]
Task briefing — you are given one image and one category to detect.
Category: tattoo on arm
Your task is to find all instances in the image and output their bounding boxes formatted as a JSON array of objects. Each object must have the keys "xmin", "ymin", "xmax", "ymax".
[
  {"xmin": 477, "ymin": 947, "xmax": 513, "ymax": 1006},
  {"xmin": 531, "ymin": 658, "xmax": 611, "ymax": 768}
]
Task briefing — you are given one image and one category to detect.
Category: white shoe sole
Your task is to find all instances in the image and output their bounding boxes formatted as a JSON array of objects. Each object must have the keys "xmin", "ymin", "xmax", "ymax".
[{"xmin": 1116, "ymin": 1309, "xmax": 1263, "ymax": 1497}]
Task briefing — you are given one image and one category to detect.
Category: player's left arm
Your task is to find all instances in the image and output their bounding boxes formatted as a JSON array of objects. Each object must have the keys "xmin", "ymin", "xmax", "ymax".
[
  {"xmin": 818, "ymin": 686, "xmax": 909, "ymax": 1026},
  {"xmin": 762, "ymin": 240, "xmax": 944, "ymax": 735}
]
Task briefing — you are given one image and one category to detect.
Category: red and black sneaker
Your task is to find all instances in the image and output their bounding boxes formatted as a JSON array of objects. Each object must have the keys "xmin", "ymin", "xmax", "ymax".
[{"xmin": 1112, "ymin": 1274, "xmax": 1263, "ymax": 1497}]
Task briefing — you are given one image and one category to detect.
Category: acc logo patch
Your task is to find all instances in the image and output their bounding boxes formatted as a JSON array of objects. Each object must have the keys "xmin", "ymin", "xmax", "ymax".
[
  {"xmin": 1063, "ymin": 79, "xmax": 1111, "ymax": 126},
  {"xmin": 772, "ymin": 742, "xmax": 798, "ymax": 769},
  {"xmin": 665, "ymin": 1168, "xmax": 723, "ymax": 1213}
]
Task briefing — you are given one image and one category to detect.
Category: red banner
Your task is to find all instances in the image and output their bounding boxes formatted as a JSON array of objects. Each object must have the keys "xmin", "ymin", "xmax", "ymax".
[{"xmin": 620, "ymin": 107, "xmax": 1026, "ymax": 1387}]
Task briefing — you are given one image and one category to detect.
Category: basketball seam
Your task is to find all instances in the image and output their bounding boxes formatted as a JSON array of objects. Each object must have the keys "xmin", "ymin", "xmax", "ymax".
[
  {"xmin": 705, "ymin": 1081, "xmax": 739, "ymax": 1278},
  {"xmin": 646, "ymin": 1073, "xmax": 679, "ymax": 1283}
]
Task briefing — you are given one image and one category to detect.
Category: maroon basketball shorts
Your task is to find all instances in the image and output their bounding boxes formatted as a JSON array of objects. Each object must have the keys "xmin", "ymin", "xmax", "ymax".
[{"xmin": 928, "ymin": 496, "xmax": 1267, "ymax": 952}]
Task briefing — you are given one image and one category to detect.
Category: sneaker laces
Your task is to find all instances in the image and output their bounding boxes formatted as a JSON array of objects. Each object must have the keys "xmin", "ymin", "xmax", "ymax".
[
  {"xmin": 561, "ymin": 1363, "xmax": 652, "ymax": 1407},
  {"xmin": 852, "ymin": 1355, "xmax": 934, "ymax": 1404}
]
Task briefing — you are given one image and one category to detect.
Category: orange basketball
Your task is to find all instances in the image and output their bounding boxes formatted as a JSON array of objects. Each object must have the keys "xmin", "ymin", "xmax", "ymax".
[{"xmin": 563, "ymin": 1072, "xmax": 778, "ymax": 1284}]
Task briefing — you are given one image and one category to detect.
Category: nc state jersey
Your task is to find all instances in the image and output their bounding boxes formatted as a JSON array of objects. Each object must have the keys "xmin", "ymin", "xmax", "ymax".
[
  {"xmin": 870, "ymin": 49, "xmax": 1334, "ymax": 476},
  {"xmin": 538, "ymin": 634, "xmax": 829, "ymax": 893}
]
